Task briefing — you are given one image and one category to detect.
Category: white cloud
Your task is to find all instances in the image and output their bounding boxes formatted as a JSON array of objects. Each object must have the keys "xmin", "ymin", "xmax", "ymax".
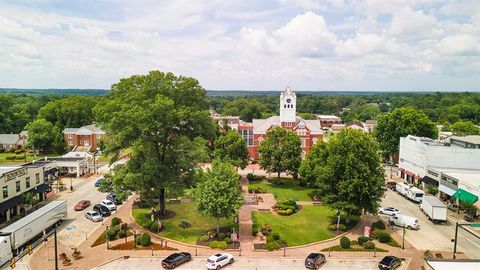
[{"xmin": 436, "ymin": 34, "xmax": 480, "ymax": 55}]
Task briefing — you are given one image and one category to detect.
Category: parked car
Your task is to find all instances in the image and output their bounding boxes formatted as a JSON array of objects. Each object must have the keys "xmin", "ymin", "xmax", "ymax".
[
  {"xmin": 378, "ymin": 256, "xmax": 401, "ymax": 270},
  {"xmin": 74, "ymin": 200, "xmax": 91, "ymax": 211},
  {"xmin": 386, "ymin": 181, "xmax": 397, "ymax": 191},
  {"xmin": 389, "ymin": 214, "xmax": 419, "ymax": 230},
  {"xmin": 379, "ymin": 207, "xmax": 401, "ymax": 216},
  {"xmin": 94, "ymin": 177, "xmax": 103, "ymax": 187},
  {"xmin": 464, "ymin": 214, "xmax": 475, "ymax": 222},
  {"xmin": 100, "ymin": 199, "xmax": 117, "ymax": 211},
  {"xmin": 85, "ymin": 211, "xmax": 103, "ymax": 222},
  {"xmin": 93, "ymin": 204, "xmax": 111, "ymax": 217},
  {"xmin": 305, "ymin": 253, "xmax": 326, "ymax": 269},
  {"xmin": 106, "ymin": 193, "xmax": 122, "ymax": 205},
  {"xmin": 205, "ymin": 253, "xmax": 234, "ymax": 270},
  {"xmin": 161, "ymin": 252, "xmax": 192, "ymax": 269}
]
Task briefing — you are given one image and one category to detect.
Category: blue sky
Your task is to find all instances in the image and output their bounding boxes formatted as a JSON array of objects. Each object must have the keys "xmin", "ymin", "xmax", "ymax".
[{"xmin": 0, "ymin": 0, "xmax": 479, "ymax": 91}]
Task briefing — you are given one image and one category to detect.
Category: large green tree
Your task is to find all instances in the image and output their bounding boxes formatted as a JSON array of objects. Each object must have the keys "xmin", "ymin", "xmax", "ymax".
[
  {"xmin": 300, "ymin": 128, "xmax": 385, "ymax": 217},
  {"xmin": 192, "ymin": 160, "xmax": 242, "ymax": 233},
  {"xmin": 449, "ymin": 121, "xmax": 480, "ymax": 136},
  {"xmin": 222, "ymin": 99, "xmax": 268, "ymax": 122},
  {"xmin": 37, "ymin": 96, "xmax": 97, "ymax": 130},
  {"xmin": 258, "ymin": 127, "xmax": 301, "ymax": 178},
  {"xmin": 26, "ymin": 119, "xmax": 62, "ymax": 152},
  {"xmin": 213, "ymin": 130, "xmax": 249, "ymax": 169},
  {"xmin": 375, "ymin": 107, "xmax": 438, "ymax": 157},
  {"xmin": 94, "ymin": 71, "xmax": 216, "ymax": 216}
]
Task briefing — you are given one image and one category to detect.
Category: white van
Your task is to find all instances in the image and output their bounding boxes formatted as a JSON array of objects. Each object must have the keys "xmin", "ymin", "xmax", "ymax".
[{"xmin": 389, "ymin": 214, "xmax": 420, "ymax": 230}]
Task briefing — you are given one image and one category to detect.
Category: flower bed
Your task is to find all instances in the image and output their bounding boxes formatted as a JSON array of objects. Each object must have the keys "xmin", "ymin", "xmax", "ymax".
[{"xmin": 110, "ymin": 240, "xmax": 177, "ymax": 250}]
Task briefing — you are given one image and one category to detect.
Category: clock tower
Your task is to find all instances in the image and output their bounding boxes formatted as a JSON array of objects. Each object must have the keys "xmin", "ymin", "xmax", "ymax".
[{"xmin": 279, "ymin": 86, "xmax": 296, "ymax": 125}]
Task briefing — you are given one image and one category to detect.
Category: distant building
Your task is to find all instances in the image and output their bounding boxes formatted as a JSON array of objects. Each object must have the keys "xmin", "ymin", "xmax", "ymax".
[
  {"xmin": 63, "ymin": 124, "xmax": 106, "ymax": 151},
  {"xmin": 316, "ymin": 115, "xmax": 342, "ymax": 129},
  {"xmin": 238, "ymin": 87, "xmax": 323, "ymax": 160},
  {"xmin": 0, "ymin": 132, "xmax": 28, "ymax": 150}
]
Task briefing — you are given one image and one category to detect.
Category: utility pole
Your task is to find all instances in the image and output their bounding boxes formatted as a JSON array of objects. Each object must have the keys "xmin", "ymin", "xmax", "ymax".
[
  {"xmin": 453, "ymin": 222, "xmax": 459, "ymax": 259},
  {"xmin": 54, "ymin": 229, "xmax": 59, "ymax": 270}
]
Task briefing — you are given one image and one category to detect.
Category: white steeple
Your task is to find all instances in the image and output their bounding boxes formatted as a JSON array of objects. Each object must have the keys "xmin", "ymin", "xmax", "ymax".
[{"xmin": 280, "ymin": 86, "xmax": 296, "ymax": 123}]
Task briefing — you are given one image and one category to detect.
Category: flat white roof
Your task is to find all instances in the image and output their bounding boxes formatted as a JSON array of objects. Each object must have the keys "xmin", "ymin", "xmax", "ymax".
[
  {"xmin": 443, "ymin": 172, "xmax": 480, "ymax": 188},
  {"xmin": 0, "ymin": 166, "xmax": 21, "ymax": 176},
  {"xmin": 427, "ymin": 260, "xmax": 480, "ymax": 270}
]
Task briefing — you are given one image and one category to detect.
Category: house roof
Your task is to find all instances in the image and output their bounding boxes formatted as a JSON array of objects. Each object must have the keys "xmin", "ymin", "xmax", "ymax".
[
  {"xmin": 316, "ymin": 115, "xmax": 341, "ymax": 121},
  {"xmin": 451, "ymin": 135, "xmax": 480, "ymax": 145},
  {"xmin": 63, "ymin": 124, "xmax": 105, "ymax": 135},
  {"xmin": 0, "ymin": 134, "xmax": 20, "ymax": 145}
]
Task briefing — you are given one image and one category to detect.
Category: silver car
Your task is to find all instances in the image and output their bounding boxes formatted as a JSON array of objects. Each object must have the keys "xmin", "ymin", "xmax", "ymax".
[
  {"xmin": 379, "ymin": 207, "xmax": 401, "ymax": 216},
  {"xmin": 85, "ymin": 211, "xmax": 103, "ymax": 222},
  {"xmin": 100, "ymin": 199, "xmax": 117, "ymax": 211}
]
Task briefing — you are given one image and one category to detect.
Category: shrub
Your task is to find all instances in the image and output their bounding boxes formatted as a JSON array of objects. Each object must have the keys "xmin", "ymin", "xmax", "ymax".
[
  {"xmin": 357, "ymin": 236, "xmax": 370, "ymax": 245},
  {"xmin": 0, "ymin": 148, "xmax": 5, "ymax": 153},
  {"xmin": 266, "ymin": 241, "xmax": 281, "ymax": 251},
  {"xmin": 15, "ymin": 149, "xmax": 23, "ymax": 154},
  {"xmin": 248, "ymin": 184, "xmax": 267, "ymax": 193},
  {"xmin": 338, "ymin": 224, "xmax": 346, "ymax": 231},
  {"xmin": 226, "ymin": 232, "xmax": 231, "ymax": 238},
  {"xmin": 217, "ymin": 241, "xmax": 228, "ymax": 249},
  {"xmin": 340, "ymin": 237, "xmax": 351, "ymax": 249},
  {"xmin": 371, "ymin": 220, "xmax": 386, "ymax": 231},
  {"xmin": 269, "ymin": 178, "xmax": 284, "ymax": 185},
  {"xmin": 179, "ymin": 220, "xmax": 191, "ymax": 229},
  {"xmin": 252, "ymin": 224, "xmax": 259, "ymax": 236},
  {"xmin": 363, "ymin": 241, "xmax": 376, "ymax": 249},
  {"xmin": 199, "ymin": 235, "xmax": 209, "ymax": 242},
  {"xmin": 150, "ymin": 222, "xmax": 159, "ymax": 232},
  {"xmin": 266, "ymin": 235, "xmax": 274, "ymax": 243},
  {"xmin": 5, "ymin": 155, "xmax": 15, "ymax": 160},
  {"xmin": 111, "ymin": 217, "xmax": 121, "ymax": 227},
  {"xmin": 117, "ymin": 230, "xmax": 126, "ymax": 238},
  {"xmin": 218, "ymin": 232, "xmax": 226, "ymax": 239},
  {"xmin": 465, "ymin": 204, "xmax": 478, "ymax": 217},
  {"xmin": 106, "ymin": 229, "xmax": 116, "ymax": 241},
  {"xmin": 272, "ymin": 232, "xmax": 280, "ymax": 241},
  {"xmin": 224, "ymin": 237, "xmax": 231, "ymax": 244},
  {"xmin": 372, "ymin": 230, "xmax": 391, "ymax": 243},
  {"xmin": 140, "ymin": 233, "xmax": 151, "ymax": 246},
  {"xmin": 135, "ymin": 234, "xmax": 141, "ymax": 245},
  {"xmin": 276, "ymin": 239, "xmax": 287, "ymax": 245},
  {"xmin": 209, "ymin": 241, "xmax": 219, "ymax": 249}
]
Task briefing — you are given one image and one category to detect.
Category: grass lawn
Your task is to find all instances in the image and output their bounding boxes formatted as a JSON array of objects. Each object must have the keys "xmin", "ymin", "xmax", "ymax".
[
  {"xmin": 0, "ymin": 152, "xmax": 58, "ymax": 164},
  {"xmin": 132, "ymin": 202, "xmax": 236, "ymax": 244},
  {"xmin": 254, "ymin": 179, "xmax": 315, "ymax": 201},
  {"xmin": 253, "ymin": 206, "xmax": 336, "ymax": 246}
]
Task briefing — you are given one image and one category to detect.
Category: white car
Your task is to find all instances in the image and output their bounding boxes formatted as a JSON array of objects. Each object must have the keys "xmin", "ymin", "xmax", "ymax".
[
  {"xmin": 206, "ymin": 253, "xmax": 234, "ymax": 270},
  {"xmin": 100, "ymin": 199, "xmax": 117, "ymax": 211},
  {"xmin": 85, "ymin": 211, "xmax": 103, "ymax": 222},
  {"xmin": 379, "ymin": 207, "xmax": 400, "ymax": 216}
]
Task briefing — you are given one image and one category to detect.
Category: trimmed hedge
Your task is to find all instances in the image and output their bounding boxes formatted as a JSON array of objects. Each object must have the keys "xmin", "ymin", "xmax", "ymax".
[
  {"xmin": 111, "ymin": 217, "xmax": 121, "ymax": 227},
  {"xmin": 199, "ymin": 235, "xmax": 209, "ymax": 242},
  {"xmin": 340, "ymin": 237, "xmax": 351, "ymax": 249},
  {"xmin": 327, "ymin": 224, "xmax": 346, "ymax": 231},
  {"xmin": 209, "ymin": 240, "xmax": 227, "ymax": 249},
  {"xmin": 357, "ymin": 236, "xmax": 370, "ymax": 245},
  {"xmin": 266, "ymin": 241, "xmax": 281, "ymax": 251},
  {"xmin": 218, "ymin": 232, "xmax": 226, "ymax": 239},
  {"xmin": 140, "ymin": 233, "xmax": 151, "ymax": 246},
  {"xmin": 363, "ymin": 241, "xmax": 376, "ymax": 249},
  {"xmin": 372, "ymin": 230, "xmax": 391, "ymax": 243},
  {"xmin": 371, "ymin": 220, "xmax": 386, "ymax": 231}
]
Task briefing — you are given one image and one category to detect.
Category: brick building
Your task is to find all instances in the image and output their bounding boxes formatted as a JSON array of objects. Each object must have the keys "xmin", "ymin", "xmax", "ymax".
[
  {"xmin": 63, "ymin": 124, "xmax": 105, "ymax": 150},
  {"xmin": 238, "ymin": 87, "xmax": 323, "ymax": 160}
]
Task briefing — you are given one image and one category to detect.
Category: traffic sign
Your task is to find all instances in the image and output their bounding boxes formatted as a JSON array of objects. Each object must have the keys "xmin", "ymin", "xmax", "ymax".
[{"xmin": 469, "ymin": 223, "xmax": 480, "ymax": 228}]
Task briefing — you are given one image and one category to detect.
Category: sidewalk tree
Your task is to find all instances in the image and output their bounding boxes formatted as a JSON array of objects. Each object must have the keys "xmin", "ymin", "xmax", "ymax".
[
  {"xmin": 258, "ymin": 127, "xmax": 301, "ymax": 179},
  {"xmin": 300, "ymin": 128, "xmax": 385, "ymax": 220},
  {"xmin": 375, "ymin": 107, "xmax": 437, "ymax": 158},
  {"xmin": 213, "ymin": 130, "xmax": 249, "ymax": 169},
  {"xmin": 94, "ymin": 71, "xmax": 216, "ymax": 216},
  {"xmin": 192, "ymin": 160, "xmax": 242, "ymax": 233}
]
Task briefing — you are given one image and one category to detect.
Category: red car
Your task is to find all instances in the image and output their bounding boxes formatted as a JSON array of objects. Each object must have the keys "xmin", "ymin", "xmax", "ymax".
[{"xmin": 74, "ymin": 200, "xmax": 91, "ymax": 211}]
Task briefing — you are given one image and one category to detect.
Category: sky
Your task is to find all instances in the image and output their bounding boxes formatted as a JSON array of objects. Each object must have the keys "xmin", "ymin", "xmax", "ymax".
[{"xmin": 0, "ymin": 0, "xmax": 479, "ymax": 91}]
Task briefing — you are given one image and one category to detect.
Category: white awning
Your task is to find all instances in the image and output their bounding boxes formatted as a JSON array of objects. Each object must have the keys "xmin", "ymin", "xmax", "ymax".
[{"xmin": 439, "ymin": 185, "xmax": 456, "ymax": 196}]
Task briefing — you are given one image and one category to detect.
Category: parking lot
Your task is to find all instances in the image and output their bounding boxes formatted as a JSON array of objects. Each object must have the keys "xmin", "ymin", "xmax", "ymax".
[{"xmin": 94, "ymin": 256, "xmax": 410, "ymax": 270}]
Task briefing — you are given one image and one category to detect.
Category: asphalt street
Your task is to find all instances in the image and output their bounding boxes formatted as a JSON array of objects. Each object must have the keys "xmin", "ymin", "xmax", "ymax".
[
  {"xmin": 381, "ymin": 189, "xmax": 480, "ymax": 259},
  {"xmin": 94, "ymin": 256, "xmax": 410, "ymax": 270}
]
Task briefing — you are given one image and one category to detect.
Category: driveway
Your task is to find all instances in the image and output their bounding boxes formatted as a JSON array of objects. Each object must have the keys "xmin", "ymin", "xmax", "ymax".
[
  {"xmin": 381, "ymin": 189, "xmax": 480, "ymax": 259},
  {"xmin": 94, "ymin": 256, "xmax": 410, "ymax": 270}
]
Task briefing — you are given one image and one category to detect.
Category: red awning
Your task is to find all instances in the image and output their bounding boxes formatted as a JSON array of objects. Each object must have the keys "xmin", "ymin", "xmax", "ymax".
[
  {"xmin": 414, "ymin": 175, "xmax": 421, "ymax": 179},
  {"xmin": 405, "ymin": 170, "xmax": 415, "ymax": 177},
  {"xmin": 399, "ymin": 168, "xmax": 405, "ymax": 172}
]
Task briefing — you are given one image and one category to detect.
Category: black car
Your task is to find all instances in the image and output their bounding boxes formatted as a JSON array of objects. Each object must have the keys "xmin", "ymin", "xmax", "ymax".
[
  {"xmin": 161, "ymin": 252, "xmax": 192, "ymax": 269},
  {"xmin": 106, "ymin": 193, "xmax": 122, "ymax": 205},
  {"xmin": 464, "ymin": 214, "xmax": 475, "ymax": 222},
  {"xmin": 93, "ymin": 204, "xmax": 111, "ymax": 217},
  {"xmin": 378, "ymin": 256, "xmax": 401, "ymax": 270},
  {"xmin": 305, "ymin": 253, "xmax": 325, "ymax": 269}
]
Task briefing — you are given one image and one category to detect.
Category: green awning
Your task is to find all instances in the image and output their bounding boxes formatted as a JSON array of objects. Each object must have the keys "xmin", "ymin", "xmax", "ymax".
[{"xmin": 453, "ymin": 188, "xmax": 479, "ymax": 204}]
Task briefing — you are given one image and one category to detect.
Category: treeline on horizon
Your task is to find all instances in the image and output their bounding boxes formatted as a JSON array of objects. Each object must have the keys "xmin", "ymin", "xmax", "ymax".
[{"xmin": 0, "ymin": 89, "xmax": 479, "ymax": 136}]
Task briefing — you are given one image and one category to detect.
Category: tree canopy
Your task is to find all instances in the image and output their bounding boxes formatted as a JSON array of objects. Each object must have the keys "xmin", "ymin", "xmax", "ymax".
[
  {"xmin": 449, "ymin": 121, "xmax": 480, "ymax": 136},
  {"xmin": 37, "ymin": 95, "xmax": 97, "ymax": 130},
  {"xmin": 192, "ymin": 160, "xmax": 242, "ymax": 233},
  {"xmin": 26, "ymin": 119, "xmax": 64, "ymax": 152},
  {"xmin": 258, "ymin": 127, "xmax": 301, "ymax": 178},
  {"xmin": 300, "ymin": 128, "xmax": 385, "ymax": 216},
  {"xmin": 375, "ymin": 107, "xmax": 438, "ymax": 156},
  {"xmin": 94, "ymin": 71, "xmax": 216, "ymax": 215},
  {"xmin": 213, "ymin": 130, "xmax": 249, "ymax": 169}
]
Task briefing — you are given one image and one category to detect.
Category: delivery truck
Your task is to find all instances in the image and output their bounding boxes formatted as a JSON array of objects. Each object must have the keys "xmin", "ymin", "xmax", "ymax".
[
  {"xmin": 0, "ymin": 200, "xmax": 67, "ymax": 266},
  {"xmin": 420, "ymin": 195, "xmax": 447, "ymax": 223}
]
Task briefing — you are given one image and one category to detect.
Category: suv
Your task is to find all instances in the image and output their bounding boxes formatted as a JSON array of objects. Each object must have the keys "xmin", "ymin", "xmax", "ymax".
[
  {"xmin": 305, "ymin": 253, "xmax": 325, "ymax": 269},
  {"xmin": 206, "ymin": 253, "xmax": 234, "ymax": 270},
  {"xmin": 106, "ymin": 193, "xmax": 122, "ymax": 205},
  {"xmin": 378, "ymin": 256, "xmax": 401, "ymax": 270},
  {"xmin": 161, "ymin": 252, "xmax": 192, "ymax": 269},
  {"xmin": 93, "ymin": 204, "xmax": 111, "ymax": 217}
]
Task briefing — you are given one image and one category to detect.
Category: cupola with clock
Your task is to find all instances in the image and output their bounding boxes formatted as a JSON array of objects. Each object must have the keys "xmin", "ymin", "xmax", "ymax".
[{"xmin": 280, "ymin": 86, "xmax": 296, "ymax": 125}]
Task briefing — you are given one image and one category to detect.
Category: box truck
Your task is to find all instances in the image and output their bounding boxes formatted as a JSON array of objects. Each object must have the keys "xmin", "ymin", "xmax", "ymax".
[
  {"xmin": 420, "ymin": 196, "xmax": 447, "ymax": 223},
  {"xmin": 0, "ymin": 200, "xmax": 67, "ymax": 266},
  {"xmin": 406, "ymin": 187, "xmax": 424, "ymax": 203}
]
